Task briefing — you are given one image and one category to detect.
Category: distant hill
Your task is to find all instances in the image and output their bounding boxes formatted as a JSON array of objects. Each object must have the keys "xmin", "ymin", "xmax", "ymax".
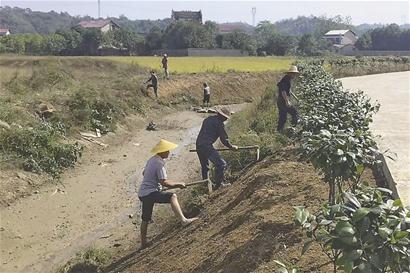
[
  {"xmin": 1, "ymin": 6, "xmax": 408, "ymax": 37},
  {"xmin": 0, "ymin": 6, "xmax": 86, "ymax": 34},
  {"xmin": 0, "ymin": 6, "xmax": 171, "ymax": 35},
  {"xmin": 353, "ymin": 23, "xmax": 410, "ymax": 35},
  {"xmin": 274, "ymin": 15, "xmax": 353, "ymax": 37}
]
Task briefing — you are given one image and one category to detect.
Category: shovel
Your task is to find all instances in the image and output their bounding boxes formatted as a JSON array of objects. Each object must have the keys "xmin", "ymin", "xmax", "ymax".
[
  {"xmin": 189, "ymin": 145, "xmax": 260, "ymax": 161},
  {"xmin": 162, "ymin": 178, "xmax": 213, "ymax": 194}
]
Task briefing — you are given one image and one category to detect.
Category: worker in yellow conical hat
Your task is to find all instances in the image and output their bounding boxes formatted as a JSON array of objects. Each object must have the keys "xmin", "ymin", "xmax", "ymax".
[
  {"xmin": 150, "ymin": 139, "xmax": 178, "ymax": 154},
  {"xmin": 137, "ymin": 139, "xmax": 198, "ymax": 250}
]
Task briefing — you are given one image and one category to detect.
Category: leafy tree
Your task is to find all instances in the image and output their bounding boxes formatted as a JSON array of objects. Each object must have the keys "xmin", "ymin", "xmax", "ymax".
[
  {"xmin": 24, "ymin": 34, "xmax": 45, "ymax": 55},
  {"xmin": 356, "ymin": 24, "xmax": 410, "ymax": 51},
  {"xmin": 355, "ymin": 33, "xmax": 372, "ymax": 50},
  {"xmin": 57, "ymin": 29, "xmax": 82, "ymax": 55},
  {"xmin": 217, "ymin": 29, "xmax": 256, "ymax": 54},
  {"xmin": 264, "ymin": 33, "xmax": 296, "ymax": 55},
  {"xmin": 254, "ymin": 20, "xmax": 277, "ymax": 48},
  {"xmin": 298, "ymin": 34, "xmax": 317, "ymax": 55},
  {"xmin": 45, "ymin": 34, "xmax": 67, "ymax": 55},
  {"xmin": 145, "ymin": 26, "xmax": 164, "ymax": 51},
  {"xmin": 78, "ymin": 28, "xmax": 102, "ymax": 55},
  {"xmin": 163, "ymin": 21, "xmax": 216, "ymax": 49}
]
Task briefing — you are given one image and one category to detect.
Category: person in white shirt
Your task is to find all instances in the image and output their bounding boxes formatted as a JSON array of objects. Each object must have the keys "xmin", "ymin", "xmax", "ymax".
[
  {"xmin": 138, "ymin": 139, "xmax": 198, "ymax": 250},
  {"xmin": 203, "ymin": 82, "xmax": 211, "ymax": 108}
]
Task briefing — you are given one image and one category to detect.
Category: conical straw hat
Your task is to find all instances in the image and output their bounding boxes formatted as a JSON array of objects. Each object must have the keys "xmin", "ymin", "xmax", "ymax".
[
  {"xmin": 151, "ymin": 139, "xmax": 178, "ymax": 154},
  {"xmin": 216, "ymin": 107, "xmax": 232, "ymax": 119},
  {"xmin": 286, "ymin": 65, "xmax": 300, "ymax": 74}
]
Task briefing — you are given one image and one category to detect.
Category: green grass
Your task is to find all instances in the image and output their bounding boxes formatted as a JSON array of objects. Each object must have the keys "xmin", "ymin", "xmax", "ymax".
[
  {"xmin": 223, "ymin": 86, "xmax": 289, "ymax": 177},
  {"xmin": 0, "ymin": 57, "xmax": 148, "ymax": 177},
  {"xmin": 97, "ymin": 56, "xmax": 294, "ymax": 73},
  {"xmin": 56, "ymin": 247, "xmax": 111, "ymax": 273}
]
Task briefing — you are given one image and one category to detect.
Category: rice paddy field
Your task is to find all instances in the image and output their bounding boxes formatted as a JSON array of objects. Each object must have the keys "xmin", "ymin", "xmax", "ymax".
[{"xmin": 98, "ymin": 56, "xmax": 295, "ymax": 73}]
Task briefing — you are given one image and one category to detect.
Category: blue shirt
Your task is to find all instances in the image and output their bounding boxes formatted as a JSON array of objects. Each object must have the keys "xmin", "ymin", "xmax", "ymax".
[
  {"xmin": 196, "ymin": 115, "xmax": 233, "ymax": 148},
  {"xmin": 138, "ymin": 155, "xmax": 167, "ymax": 197}
]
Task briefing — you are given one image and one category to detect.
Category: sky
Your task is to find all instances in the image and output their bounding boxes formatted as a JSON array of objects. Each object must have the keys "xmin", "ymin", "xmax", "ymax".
[{"xmin": 1, "ymin": 0, "xmax": 409, "ymax": 25}]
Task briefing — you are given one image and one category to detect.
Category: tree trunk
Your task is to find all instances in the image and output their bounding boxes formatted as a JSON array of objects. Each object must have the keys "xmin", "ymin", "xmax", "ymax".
[{"xmin": 329, "ymin": 181, "xmax": 336, "ymax": 205}]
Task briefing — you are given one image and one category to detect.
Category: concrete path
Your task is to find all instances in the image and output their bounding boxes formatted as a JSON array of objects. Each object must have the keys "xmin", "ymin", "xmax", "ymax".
[{"xmin": 340, "ymin": 71, "xmax": 410, "ymax": 206}]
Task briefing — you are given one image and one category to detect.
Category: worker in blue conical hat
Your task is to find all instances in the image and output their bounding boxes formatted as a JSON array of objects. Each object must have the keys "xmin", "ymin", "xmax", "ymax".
[
  {"xmin": 195, "ymin": 107, "xmax": 238, "ymax": 190},
  {"xmin": 138, "ymin": 139, "xmax": 198, "ymax": 250}
]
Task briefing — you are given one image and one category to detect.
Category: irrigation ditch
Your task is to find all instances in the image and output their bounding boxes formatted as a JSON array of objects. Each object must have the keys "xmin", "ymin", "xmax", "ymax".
[{"xmin": 0, "ymin": 56, "xmax": 409, "ymax": 273}]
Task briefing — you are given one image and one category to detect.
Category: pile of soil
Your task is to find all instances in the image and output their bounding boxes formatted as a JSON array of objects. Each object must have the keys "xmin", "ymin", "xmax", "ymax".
[{"xmin": 103, "ymin": 148, "xmax": 355, "ymax": 273}]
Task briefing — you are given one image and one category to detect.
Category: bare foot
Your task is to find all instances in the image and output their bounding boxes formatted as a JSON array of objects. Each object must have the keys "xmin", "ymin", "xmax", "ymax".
[{"xmin": 182, "ymin": 217, "xmax": 199, "ymax": 226}]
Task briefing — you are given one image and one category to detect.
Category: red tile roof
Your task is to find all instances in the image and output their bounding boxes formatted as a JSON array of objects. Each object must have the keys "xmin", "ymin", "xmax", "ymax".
[{"xmin": 0, "ymin": 29, "xmax": 10, "ymax": 33}]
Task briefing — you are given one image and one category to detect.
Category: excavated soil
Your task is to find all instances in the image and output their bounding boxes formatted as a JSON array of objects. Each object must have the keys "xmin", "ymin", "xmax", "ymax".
[{"xmin": 103, "ymin": 148, "xmax": 377, "ymax": 273}]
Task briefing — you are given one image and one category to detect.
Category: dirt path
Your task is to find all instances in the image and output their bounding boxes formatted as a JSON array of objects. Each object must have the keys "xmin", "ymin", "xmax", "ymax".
[{"xmin": 0, "ymin": 105, "xmax": 245, "ymax": 273}]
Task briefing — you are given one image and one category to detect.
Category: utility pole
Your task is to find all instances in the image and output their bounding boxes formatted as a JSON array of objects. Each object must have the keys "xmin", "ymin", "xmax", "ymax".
[
  {"xmin": 98, "ymin": 0, "xmax": 101, "ymax": 18},
  {"xmin": 252, "ymin": 7, "xmax": 256, "ymax": 27}
]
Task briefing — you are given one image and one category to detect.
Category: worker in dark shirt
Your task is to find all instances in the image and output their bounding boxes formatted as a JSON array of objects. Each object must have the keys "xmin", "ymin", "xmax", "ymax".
[
  {"xmin": 161, "ymin": 54, "xmax": 169, "ymax": 79},
  {"xmin": 146, "ymin": 71, "xmax": 158, "ymax": 98},
  {"xmin": 276, "ymin": 65, "xmax": 300, "ymax": 132},
  {"xmin": 196, "ymin": 107, "xmax": 238, "ymax": 189}
]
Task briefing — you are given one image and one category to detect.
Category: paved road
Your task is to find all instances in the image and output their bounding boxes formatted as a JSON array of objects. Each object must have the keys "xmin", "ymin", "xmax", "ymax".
[{"xmin": 340, "ymin": 71, "xmax": 410, "ymax": 206}]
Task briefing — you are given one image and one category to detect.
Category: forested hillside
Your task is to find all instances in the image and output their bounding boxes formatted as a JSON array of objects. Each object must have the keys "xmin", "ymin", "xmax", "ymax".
[
  {"xmin": 4, "ymin": 6, "xmax": 409, "ymax": 37},
  {"xmin": 0, "ymin": 6, "xmax": 170, "ymax": 34}
]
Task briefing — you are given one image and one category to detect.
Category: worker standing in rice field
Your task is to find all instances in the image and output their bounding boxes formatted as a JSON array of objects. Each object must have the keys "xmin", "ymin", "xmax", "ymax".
[
  {"xmin": 162, "ymin": 53, "xmax": 169, "ymax": 79},
  {"xmin": 138, "ymin": 139, "xmax": 198, "ymax": 250},
  {"xmin": 195, "ymin": 107, "xmax": 238, "ymax": 190},
  {"xmin": 146, "ymin": 71, "xmax": 158, "ymax": 98},
  {"xmin": 203, "ymin": 82, "xmax": 211, "ymax": 108},
  {"xmin": 276, "ymin": 65, "xmax": 300, "ymax": 133}
]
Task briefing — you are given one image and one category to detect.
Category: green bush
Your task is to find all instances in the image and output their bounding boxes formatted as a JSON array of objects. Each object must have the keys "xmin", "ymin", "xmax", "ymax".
[
  {"xmin": 0, "ymin": 122, "xmax": 82, "ymax": 178},
  {"xmin": 294, "ymin": 63, "xmax": 380, "ymax": 203},
  {"xmin": 295, "ymin": 185, "xmax": 410, "ymax": 273},
  {"xmin": 68, "ymin": 92, "xmax": 120, "ymax": 133}
]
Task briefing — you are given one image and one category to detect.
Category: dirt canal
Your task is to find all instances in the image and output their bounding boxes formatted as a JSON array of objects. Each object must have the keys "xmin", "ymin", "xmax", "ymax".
[{"xmin": 0, "ymin": 104, "xmax": 247, "ymax": 273}]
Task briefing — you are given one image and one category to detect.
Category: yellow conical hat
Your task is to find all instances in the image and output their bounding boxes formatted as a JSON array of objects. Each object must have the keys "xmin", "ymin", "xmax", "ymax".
[{"xmin": 151, "ymin": 139, "xmax": 178, "ymax": 154}]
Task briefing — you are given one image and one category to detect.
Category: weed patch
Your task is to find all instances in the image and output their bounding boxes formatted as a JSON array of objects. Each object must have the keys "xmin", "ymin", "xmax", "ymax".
[
  {"xmin": 224, "ymin": 85, "xmax": 288, "ymax": 176},
  {"xmin": 0, "ymin": 122, "xmax": 82, "ymax": 178},
  {"xmin": 56, "ymin": 247, "xmax": 111, "ymax": 273}
]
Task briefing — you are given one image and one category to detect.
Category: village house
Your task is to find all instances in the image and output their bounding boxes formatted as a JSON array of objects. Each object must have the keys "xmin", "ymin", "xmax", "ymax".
[
  {"xmin": 323, "ymin": 29, "xmax": 358, "ymax": 55},
  {"xmin": 171, "ymin": 10, "xmax": 202, "ymax": 24},
  {"xmin": 0, "ymin": 28, "xmax": 11, "ymax": 36},
  {"xmin": 77, "ymin": 19, "xmax": 120, "ymax": 33},
  {"xmin": 323, "ymin": 29, "xmax": 358, "ymax": 45}
]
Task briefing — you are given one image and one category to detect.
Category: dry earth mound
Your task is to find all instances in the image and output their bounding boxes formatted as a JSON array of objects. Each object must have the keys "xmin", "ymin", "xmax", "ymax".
[{"xmin": 104, "ymin": 148, "xmax": 342, "ymax": 273}]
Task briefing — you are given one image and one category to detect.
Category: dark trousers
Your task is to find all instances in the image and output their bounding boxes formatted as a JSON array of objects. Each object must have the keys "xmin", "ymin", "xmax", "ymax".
[
  {"xmin": 196, "ymin": 145, "xmax": 226, "ymax": 187},
  {"xmin": 147, "ymin": 84, "xmax": 158, "ymax": 97},
  {"xmin": 277, "ymin": 101, "xmax": 299, "ymax": 132}
]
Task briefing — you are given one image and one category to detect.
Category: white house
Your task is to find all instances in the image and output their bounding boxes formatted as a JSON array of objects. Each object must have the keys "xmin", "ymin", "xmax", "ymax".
[
  {"xmin": 77, "ymin": 19, "xmax": 120, "ymax": 33},
  {"xmin": 323, "ymin": 30, "xmax": 358, "ymax": 45},
  {"xmin": 0, "ymin": 28, "xmax": 11, "ymax": 36}
]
